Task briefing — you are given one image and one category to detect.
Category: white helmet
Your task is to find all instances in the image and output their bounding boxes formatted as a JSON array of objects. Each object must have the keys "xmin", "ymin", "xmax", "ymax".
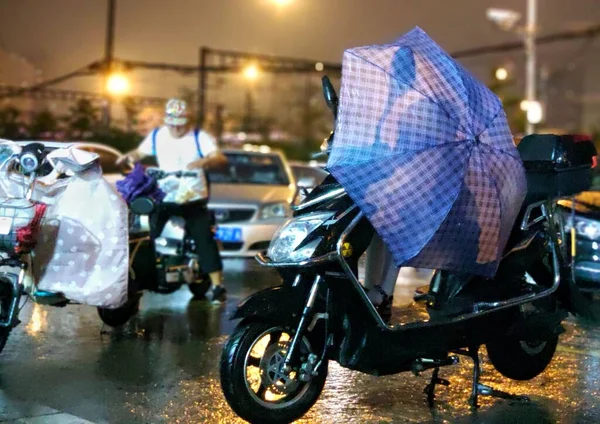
[{"xmin": 164, "ymin": 98, "xmax": 189, "ymax": 126}]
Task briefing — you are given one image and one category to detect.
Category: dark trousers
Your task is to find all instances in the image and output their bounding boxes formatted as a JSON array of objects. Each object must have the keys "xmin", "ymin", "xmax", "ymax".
[{"xmin": 149, "ymin": 200, "xmax": 223, "ymax": 274}]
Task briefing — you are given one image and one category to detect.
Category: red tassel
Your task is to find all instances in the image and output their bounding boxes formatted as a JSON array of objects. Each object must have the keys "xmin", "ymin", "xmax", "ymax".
[{"xmin": 15, "ymin": 203, "xmax": 47, "ymax": 254}]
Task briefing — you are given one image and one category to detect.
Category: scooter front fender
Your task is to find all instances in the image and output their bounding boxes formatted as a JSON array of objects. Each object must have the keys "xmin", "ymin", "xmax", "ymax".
[{"xmin": 230, "ymin": 285, "xmax": 304, "ymax": 323}]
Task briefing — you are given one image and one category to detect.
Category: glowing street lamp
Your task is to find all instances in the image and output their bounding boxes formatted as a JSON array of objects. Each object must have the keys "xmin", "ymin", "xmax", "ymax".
[
  {"xmin": 272, "ymin": 0, "xmax": 293, "ymax": 6},
  {"xmin": 526, "ymin": 100, "xmax": 543, "ymax": 124},
  {"xmin": 106, "ymin": 72, "xmax": 130, "ymax": 96},
  {"xmin": 520, "ymin": 100, "xmax": 529, "ymax": 111},
  {"xmin": 495, "ymin": 67, "xmax": 508, "ymax": 81},
  {"xmin": 243, "ymin": 64, "xmax": 260, "ymax": 81}
]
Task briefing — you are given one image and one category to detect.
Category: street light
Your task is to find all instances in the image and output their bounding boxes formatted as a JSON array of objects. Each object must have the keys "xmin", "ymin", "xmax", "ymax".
[
  {"xmin": 106, "ymin": 72, "xmax": 130, "ymax": 96},
  {"xmin": 526, "ymin": 100, "xmax": 543, "ymax": 124},
  {"xmin": 272, "ymin": 0, "xmax": 293, "ymax": 6},
  {"xmin": 495, "ymin": 67, "xmax": 508, "ymax": 81},
  {"xmin": 243, "ymin": 64, "xmax": 260, "ymax": 81}
]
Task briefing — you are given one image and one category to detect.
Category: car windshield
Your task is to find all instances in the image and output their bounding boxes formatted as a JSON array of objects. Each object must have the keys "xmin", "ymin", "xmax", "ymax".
[
  {"xmin": 291, "ymin": 165, "xmax": 327, "ymax": 184},
  {"xmin": 207, "ymin": 152, "xmax": 290, "ymax": 185}
]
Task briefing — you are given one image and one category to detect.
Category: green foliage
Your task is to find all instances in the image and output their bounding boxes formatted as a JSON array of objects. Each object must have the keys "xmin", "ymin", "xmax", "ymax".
[
  {"xmin": 0, "ymin": 106, "xmax": 24, "ymax": 139},
  {"xmin": 29, "ymin": 109, "xmax": 58, "ymax": 138},
  {"xmin": 487, "ymin": 69, "xmax": 527, "ymax": 134},
  {"xmin": 91, "ymin": 127, "xmax": 142, "ymax": 153},
  {"xmin": 0, "ymin": 103, "xmax": 141, "ymax": 152}
]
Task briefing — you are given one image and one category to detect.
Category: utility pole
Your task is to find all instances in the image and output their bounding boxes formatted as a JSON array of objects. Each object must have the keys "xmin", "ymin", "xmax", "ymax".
[
  {"xmin": 103, "ymin": 0, "xmax": 117, "ymax": 129},
  {"xmin": 197, "ymin": 47, "xmax": 209, "ymax": 129},
  {"xmin": 524, "ymin": 0, "xmax": 537, "ymax": 134}
]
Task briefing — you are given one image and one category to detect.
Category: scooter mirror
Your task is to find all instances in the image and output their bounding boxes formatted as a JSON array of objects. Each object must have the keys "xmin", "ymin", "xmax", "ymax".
[{"xmin": 321, "ymin": 76, "xmax": 338, "ymax": 120}]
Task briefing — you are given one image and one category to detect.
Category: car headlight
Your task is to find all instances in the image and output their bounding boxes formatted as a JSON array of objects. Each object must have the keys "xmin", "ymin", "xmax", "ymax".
[
  {"xmin": 260, "ymin": 202, "xmax": 291, "ymax": 220},
  {"xmin": 267, "ymin": 212, "xmax": 333, "ymax": 262},
  {"xmin": 565, "ymin": 215, "xmax": 600, "ymax": 240}
]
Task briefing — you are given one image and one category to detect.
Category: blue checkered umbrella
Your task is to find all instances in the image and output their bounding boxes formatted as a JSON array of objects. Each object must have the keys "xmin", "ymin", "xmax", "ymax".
[{"xmin": 327, "ymin": 27, "xmax": 527, "ymax": 277}]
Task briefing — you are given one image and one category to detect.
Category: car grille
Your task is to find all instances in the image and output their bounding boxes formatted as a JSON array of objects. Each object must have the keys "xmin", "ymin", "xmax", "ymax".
[
  {"xmin": 249, "ymin": 241, "xmax": 270, "ymax": 251},
  {"xmin": 211, "ymin": 208, "xmax": 255, "ymax": 224},
  {"xmin": 221, "ymin": 242, "xmax": 244, "ymax": 251}
]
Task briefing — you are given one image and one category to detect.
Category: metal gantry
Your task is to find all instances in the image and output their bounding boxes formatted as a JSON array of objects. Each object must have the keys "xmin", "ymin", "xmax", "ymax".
[{"xmin": 0, "ymin": 85, "xmax": 168, "ymax": 108}]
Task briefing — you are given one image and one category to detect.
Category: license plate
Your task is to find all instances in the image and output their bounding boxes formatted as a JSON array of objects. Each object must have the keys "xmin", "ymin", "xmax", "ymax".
[
  {"xmin": 215, "ymin": 227, "xmax": 242, "ymax": 242},
  {"xmin": 0, "ymin": 217, "xmax": 13, "ymax": 235}
]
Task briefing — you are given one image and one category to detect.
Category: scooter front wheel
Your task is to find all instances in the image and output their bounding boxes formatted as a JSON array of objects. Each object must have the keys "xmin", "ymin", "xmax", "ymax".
[
  {"xmin": 220, "ymin": 320, "xmax": 327, "ymax": 424},
  {"xmin": 0, "ymin": 282, "xmax": 13, "ymax": 354},
  {"xmin": 0, "ymin": 328, "xmax": 10, "ymax": 354}
]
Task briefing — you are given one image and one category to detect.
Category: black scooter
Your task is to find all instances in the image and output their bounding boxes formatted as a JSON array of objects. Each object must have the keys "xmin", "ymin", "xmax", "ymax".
[
  {"xmin": 219, "ymin": 76, "xmax": 597, "ymax": 424},
  {"xmin": 96, "ymin": 169, "xmax": 212, "ymax": 327}
]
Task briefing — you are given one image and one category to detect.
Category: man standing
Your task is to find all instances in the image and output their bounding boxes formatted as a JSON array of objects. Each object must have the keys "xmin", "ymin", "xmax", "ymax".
[{"xmin": 118, "ymin": 98, "xmax": 228, "ymax": 302}]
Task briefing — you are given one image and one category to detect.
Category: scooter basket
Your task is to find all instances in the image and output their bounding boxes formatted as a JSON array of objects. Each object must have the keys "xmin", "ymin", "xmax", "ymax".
[{"xmin": 0, "ymin": 199, "xmax": 47, "ymax": 254}]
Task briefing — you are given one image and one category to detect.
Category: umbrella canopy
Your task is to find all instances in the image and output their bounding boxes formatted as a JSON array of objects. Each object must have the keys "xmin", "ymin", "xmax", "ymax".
[{"xmin": 327, "ymin": 27, "xmax": 527, "ymax": 277}]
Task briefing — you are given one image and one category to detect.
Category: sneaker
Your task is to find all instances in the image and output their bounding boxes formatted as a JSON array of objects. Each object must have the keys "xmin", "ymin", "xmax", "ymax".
[{"xmin": 206, "ymin": 285, "xmax": 227, "ymax": 303}]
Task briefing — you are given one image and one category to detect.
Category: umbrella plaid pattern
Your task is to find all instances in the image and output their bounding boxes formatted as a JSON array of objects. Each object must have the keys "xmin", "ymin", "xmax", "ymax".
[{"xmin": 327, "ymin": 27, "xmax": 527, "ymax": 277}]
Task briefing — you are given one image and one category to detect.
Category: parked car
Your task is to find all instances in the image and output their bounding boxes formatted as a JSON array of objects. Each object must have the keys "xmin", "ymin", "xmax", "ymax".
[
  {"xmin": 9, "ymin": 141, "xmax": 296, "ymax": 258},
  {"xmin": 558, "ymin": 189, "xmax": 600, "ymax": 291},
  {"xmin": 558, "ymin": 155, "xmax": 600, "ymax": 291},
  {"xmin": 207, "ymin": 149, "xmax": 297, "ymax": 257},
  {"xmin": 12, "ymin": 141, "xmax": 123, "ymax": 184},
  {"xmin": 289, "ymin": 160, "xmax": 328, "ymax": 192}
]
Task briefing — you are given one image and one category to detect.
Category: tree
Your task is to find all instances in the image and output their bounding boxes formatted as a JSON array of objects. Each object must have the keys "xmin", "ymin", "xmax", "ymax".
[
  {"xmin": 29, "ymin": 109, "xmax": 58, "ymax": 139},
  {"xmin": 240, "ymin": 90, "xmax": 258, "ymax": 133},
  {"xmin": 280, "ymin": 77, "xmax": 331, "ymax": 155},
  {"xmin": 178, "ymin": 87, "xmax": 197, "ymax": 127},
  {"xmin": 122, "ymin": 97, "xmax": 138, "ymax": 132},
  {"xmin": 487, "ymin": 69, "xmax": 526, "ymax": 134},
  {"xmin": 67, "ymin": 99, "xmax": 100, "ymax": 139},
  {"xmin": 0, "ymin": 105, "xmax": 24, "ymax": 140}
]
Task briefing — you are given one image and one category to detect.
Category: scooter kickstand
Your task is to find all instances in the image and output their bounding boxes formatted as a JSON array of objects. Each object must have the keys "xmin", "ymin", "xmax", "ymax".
[
  {"xmin": 424, "ymin": 367, "xmax": 450, "ymax": 407},
  {"xmin": 467, "ymin": 346, "xmax": 482, "ymax": 409},
  {"xmin": 464, "ymin": 345, "xmax": 529, "ymax": 408}
]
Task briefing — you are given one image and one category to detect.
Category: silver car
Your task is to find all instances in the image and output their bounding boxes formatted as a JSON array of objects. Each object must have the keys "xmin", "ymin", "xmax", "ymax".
[
  {"xmin": 207, "ymin": 148, "xmax": 297, "ymax": 257},
  {"xmin": 12, "ymin": 140, "xmax": 123, "ymax": 184}
]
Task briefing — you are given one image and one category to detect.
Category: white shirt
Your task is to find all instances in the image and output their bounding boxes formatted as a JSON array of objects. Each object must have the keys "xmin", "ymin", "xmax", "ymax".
[{"xmin": 138, "ymin": 127, "xmax": 218, "ymax": 203}]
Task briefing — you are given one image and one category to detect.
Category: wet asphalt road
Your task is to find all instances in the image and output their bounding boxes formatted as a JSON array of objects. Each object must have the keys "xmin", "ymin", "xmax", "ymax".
[{"xmin": 1, "ymin": 259, "xmax": 600, "ymax": 423}]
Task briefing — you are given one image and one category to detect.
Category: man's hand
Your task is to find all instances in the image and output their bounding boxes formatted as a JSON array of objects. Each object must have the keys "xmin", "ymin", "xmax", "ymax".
[
  {"xmin": 115, "ymin": 154, "xmax": 132, "ymax": 166},
  {"xmin": 186, "ymin": 151, "xmax": 227, "ymax": 171},
  {"xmin": 186, "ymin": 158, "xmax": 205, "ymax": 170},
  {"xmin": 116, "ymin": 149, "xmax": 145, "ymax": 167}
]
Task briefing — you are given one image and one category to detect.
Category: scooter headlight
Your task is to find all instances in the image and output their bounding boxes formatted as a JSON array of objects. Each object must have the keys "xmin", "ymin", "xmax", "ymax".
[{"xmin": 267, "ymin": 212, "xmax": 333, "ymax": 263}]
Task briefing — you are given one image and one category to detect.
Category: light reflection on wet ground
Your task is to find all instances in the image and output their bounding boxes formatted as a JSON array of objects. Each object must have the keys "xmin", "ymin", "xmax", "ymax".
[{"xmin": 0, "ymin": 260, "xmax": 599, "ymax": 423}]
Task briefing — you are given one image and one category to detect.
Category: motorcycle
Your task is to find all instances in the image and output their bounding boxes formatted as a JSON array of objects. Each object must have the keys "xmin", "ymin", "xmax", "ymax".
[
  {"xmin": 96, "ymin": 168, "xmax": 212, "ymax": 327},
  {"xmin": 0, "ymin": 143, "xmax": 129, "ymax": 353},
  {"xmin": 218, "ymin": 76, "xmax": 598, "ymax": 424}
]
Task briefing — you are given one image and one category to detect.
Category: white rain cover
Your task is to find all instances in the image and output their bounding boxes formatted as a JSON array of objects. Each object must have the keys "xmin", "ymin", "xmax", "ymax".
[{"xmin": 0, "ymin": 141, "xmax": 129, "ymax": 308}]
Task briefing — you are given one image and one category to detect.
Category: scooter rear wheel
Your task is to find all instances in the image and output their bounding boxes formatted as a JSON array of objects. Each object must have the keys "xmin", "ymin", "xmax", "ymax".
[
  {"xmin": 486, "ymin": 334, "xmax": 558, "ymax": 381},
  {"xmin": 220, "ymin": 320, "xmax": 327, "ymax": 424},
  {"xmin": 97, "ymin": 296, "xmax": 140, "ymax": 328},
  {"xmin": 188, "ymin": 274, "xmax": 211, "ymax": 298}
]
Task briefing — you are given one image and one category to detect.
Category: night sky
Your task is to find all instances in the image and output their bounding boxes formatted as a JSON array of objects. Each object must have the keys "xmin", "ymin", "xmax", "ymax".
[{"xmin": 1, "ymin": 0, "xmax": 600, "ymax": 122}]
